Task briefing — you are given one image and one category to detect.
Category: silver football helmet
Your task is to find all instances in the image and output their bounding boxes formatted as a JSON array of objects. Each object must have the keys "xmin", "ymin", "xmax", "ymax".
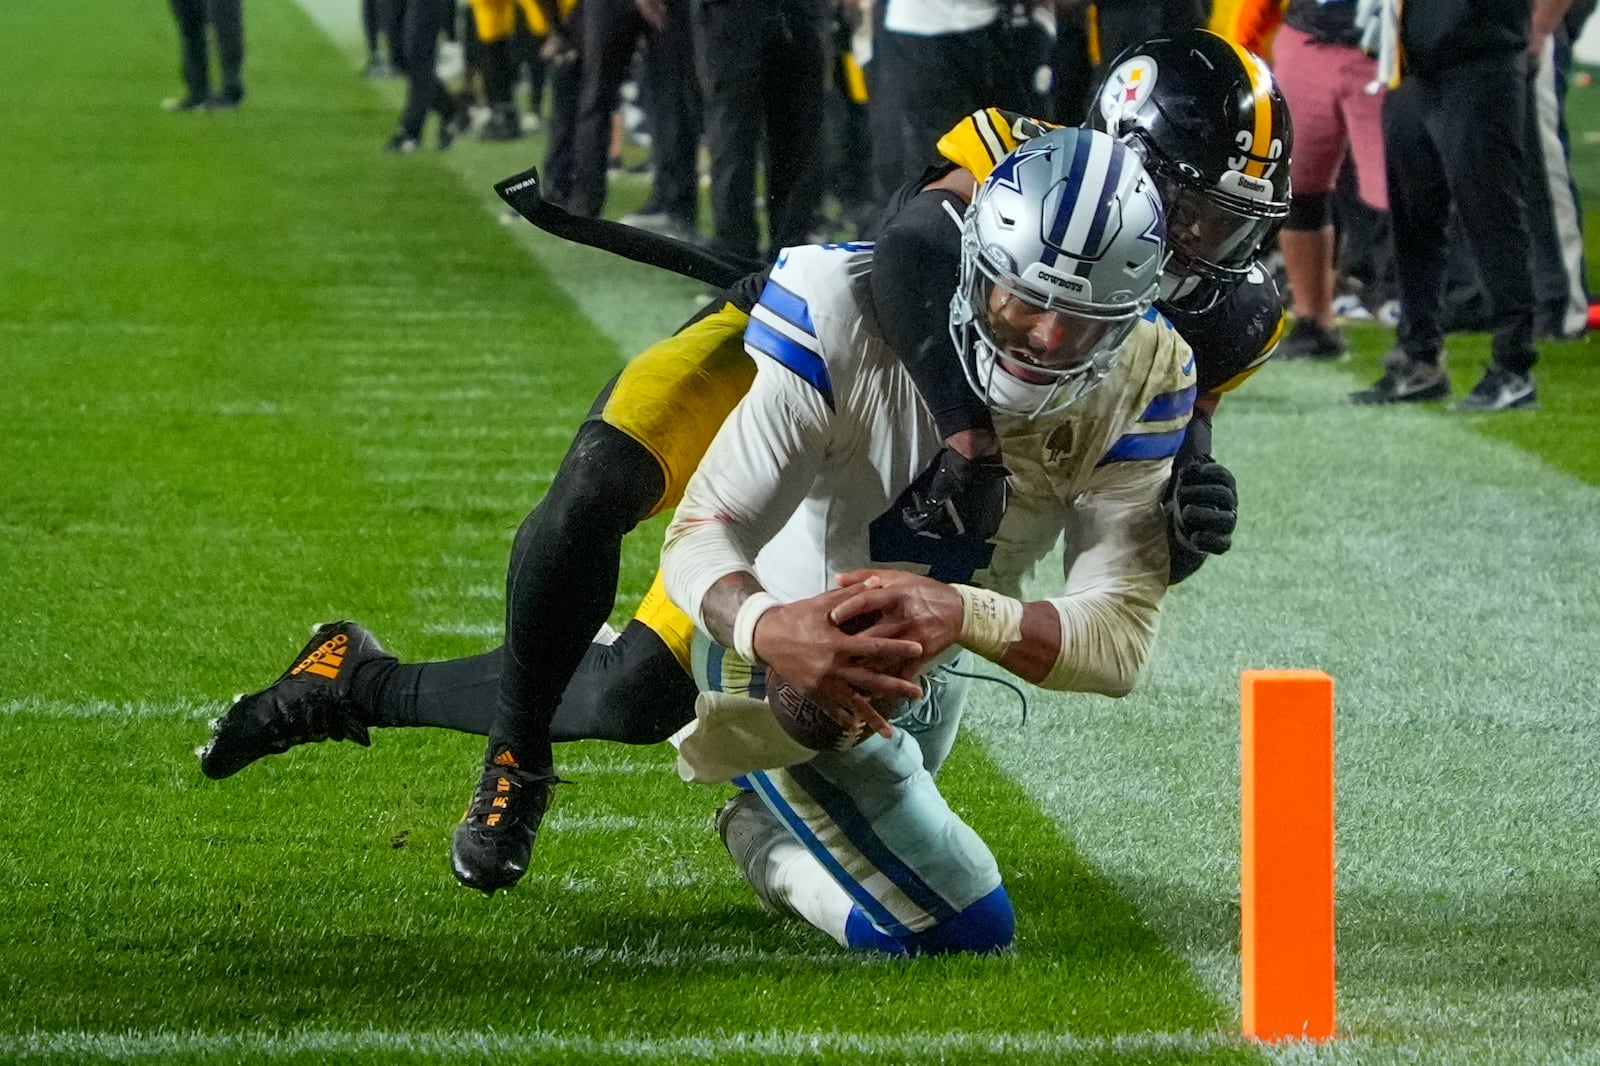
[{"xmin": 949, "ymin": 127, "xmax": 1168, "ymax": 419}]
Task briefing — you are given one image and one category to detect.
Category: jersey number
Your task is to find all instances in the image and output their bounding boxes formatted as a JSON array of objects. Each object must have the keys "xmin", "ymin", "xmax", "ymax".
[{"xmin": 1231, "ymin": 133, "xmax": 1284, "ymax": 179}]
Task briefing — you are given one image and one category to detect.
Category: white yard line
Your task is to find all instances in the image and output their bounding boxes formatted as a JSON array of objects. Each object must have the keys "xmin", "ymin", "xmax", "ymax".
[
  {"xmin": 0, "ymin": 698, "xmax": 218, "ymax": 721},
  {"xmin": 0, "ymin": 1027, "xmax": 1245, "ymax": 1060}
]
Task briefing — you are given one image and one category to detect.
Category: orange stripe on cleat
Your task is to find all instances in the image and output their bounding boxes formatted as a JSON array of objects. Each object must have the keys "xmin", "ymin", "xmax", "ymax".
[{"xmin": 305, "ymin": 662, "xmax": 340, "ymax": 679}]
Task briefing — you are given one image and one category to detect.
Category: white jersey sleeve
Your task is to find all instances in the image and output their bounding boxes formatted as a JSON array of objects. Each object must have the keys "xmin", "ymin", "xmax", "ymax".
[
  {"xmin": 978, "ymin": 315, "xmax": 1194, "ymax": 696},
  {"xmin": 1043, "ymin": 319, "xmax": 1194, "ymax": 695},
  {"xmin": 662, "ymin": 246, "xmax": 893, "ymax": 627}
]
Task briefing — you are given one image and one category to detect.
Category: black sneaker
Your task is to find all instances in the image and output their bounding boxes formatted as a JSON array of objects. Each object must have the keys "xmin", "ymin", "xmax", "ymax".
[
  {"xmin": 1277, "ymin": 318, "xmax": 1348, "ymax": 361},
  {"xmin": 450, "ymin": 746, "xmax": 558, "ymax": 894},
  {"xmin": 1456, "ymin": 365, "xmax": 1536, "ymax": 412},
  {"xmin": 478, "ymin": 109, "xmax": 524, "ymax": 142},
  {"xmin": 384, "ymin": 132, "xmax": 420, "ymax": 154},
  {"xmin": 437, "ymin": 108, "xmax": 470, "ymax": 151},
  {"xmin": 211, "ymin": 84, "xmax": 245, "ymax": 110},
  {"xmin": 198, "ymin": 622, "xmax": 390, "ymax": 779},
  {"xmin": 1349, "ymin": 349, "xmax": 1450, "ymax": 405}
]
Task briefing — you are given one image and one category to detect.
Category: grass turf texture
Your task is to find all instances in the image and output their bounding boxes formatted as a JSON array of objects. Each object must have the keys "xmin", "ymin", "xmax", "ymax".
[{"xmin": 2, "ymin": 2, "xmax": 1599, "ymax": 1063}]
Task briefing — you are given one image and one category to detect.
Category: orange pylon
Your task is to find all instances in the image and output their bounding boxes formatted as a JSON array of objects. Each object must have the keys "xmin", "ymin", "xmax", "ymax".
[{"xmin": 1241, "ymin": 669, "xmax": 1335, "ymax": 1042}]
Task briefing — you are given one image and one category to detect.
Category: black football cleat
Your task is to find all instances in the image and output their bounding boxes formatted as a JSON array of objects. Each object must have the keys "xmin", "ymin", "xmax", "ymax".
[
  {"xmin": 450, "ymin": 747, "xmax": 558, "ymax": 895},
  {"xmin": 198, "ymin": 621, "xmax": 390, "ymax": 779}
]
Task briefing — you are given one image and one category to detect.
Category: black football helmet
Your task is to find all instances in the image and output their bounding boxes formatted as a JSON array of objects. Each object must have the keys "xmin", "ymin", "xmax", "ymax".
[{"xmin": 1088, "ymin": 29, "xmax": 1292, "ymax": 298}]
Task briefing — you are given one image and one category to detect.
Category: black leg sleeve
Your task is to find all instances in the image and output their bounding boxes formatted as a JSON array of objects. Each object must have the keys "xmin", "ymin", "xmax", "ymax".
[
  {"xmin": 871, "ymin": 188, "xmax": 994, "ymax": 439},
  {"xmin": 488, "ymin": 419, "xmax": 666, "ymax": 771},
  {"xmin": 359, "ymin": 651, "xmax": 502, "ymax": 733},
  {"xmin": 357, "ymin": 621, "xmax": 695, "ymax": 744}
]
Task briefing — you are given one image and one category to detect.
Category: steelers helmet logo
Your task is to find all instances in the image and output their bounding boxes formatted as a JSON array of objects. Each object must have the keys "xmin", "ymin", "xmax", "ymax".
[{"xmin": 1098, "ymin": 57, "xmax": 1158, "ymax": 128}]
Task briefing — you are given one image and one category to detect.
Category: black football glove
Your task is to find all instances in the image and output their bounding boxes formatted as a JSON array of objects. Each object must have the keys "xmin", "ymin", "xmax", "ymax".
[
  {"xmin": 1166, "ymin": 455, "xmax": 1237, "ymax": 556},
  {"xmin": 901, "ymin": 446, "xmax": 1011, "ymax": 543}
]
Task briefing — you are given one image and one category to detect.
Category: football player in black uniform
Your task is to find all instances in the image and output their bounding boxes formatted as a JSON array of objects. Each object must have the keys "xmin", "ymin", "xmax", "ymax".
[{"xmin": 198, "ymin": 30, "xmax": 1291, "ymax": 897}]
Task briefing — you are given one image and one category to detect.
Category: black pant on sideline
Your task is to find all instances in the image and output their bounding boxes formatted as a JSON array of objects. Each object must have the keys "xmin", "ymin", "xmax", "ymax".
[
  {"xmin": 542, "ymin": 58, "xmax": 584, "ymax": 207},
  {"xmin": 1383, "ymin": 55, "xmax": 1536, "ymax": 373},
  {"xmin": 398, "ymin": 0, "xmax": 456, "ymax": 137},
  {"xmin": 868, "ymin": 23, "xmax": 1006, "ymax": 207},
  {"xmin": 1091, "ymin": 0, "xmax": 1203, "ymax": 71},
  {"xmin": 569, "ymin": 0, "xmax": 701, "ymax": 223},
  {"xmin": 168, "ymin": 0, "xmax": 244, "ymax": 99},
  {"xmin": 696, "ymin": 0, "xmax": 826, "ymax": 259}
]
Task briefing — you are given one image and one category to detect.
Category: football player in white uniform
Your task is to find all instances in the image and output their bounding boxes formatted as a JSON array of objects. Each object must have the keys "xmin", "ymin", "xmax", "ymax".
[{"xmin": 660, "ymin": 127, "xmax": 1197, "ymax": 955}]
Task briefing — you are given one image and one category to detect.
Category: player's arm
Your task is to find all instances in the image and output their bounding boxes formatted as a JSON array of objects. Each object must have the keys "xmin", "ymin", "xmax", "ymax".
[
  {"xmin": 1164, "ymin": 273, "xmax": 1284, "ymax": 581},
  {"xmin": 871, "ymin": 169, "xmax": 1015, "ymax": 542},
  {"xmin": 661, "ymin": 348, "xmax": 922, "ymax": 719},
  {"xmin": 871, "ymin": 169, "xmax": 991, "ymax": 446},
  {"xmin": 1532, "ymin": 0, "xmax": 1577, "ymax": 55},
  {"xmin": 835, "ymin": 451, "xmax": 1170, "ymax": 696}
]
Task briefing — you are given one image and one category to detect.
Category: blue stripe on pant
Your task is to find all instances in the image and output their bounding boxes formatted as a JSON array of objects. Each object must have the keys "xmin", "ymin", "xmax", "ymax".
[{"xmin": 696, "ymin": 638, "xmax": 1008, "ymax": 953}]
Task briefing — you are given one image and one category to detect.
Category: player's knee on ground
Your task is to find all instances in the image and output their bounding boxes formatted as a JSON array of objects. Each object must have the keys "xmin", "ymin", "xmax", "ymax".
[{"xmin": 843, "ymin": 885, "xmax": 1015, "ymax": 956}]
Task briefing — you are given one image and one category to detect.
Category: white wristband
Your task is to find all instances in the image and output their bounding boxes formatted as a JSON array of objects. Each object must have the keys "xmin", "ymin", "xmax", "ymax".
[
  {"xmin": 952, "ymin": 584, "xmax": 1024, "ymax": 660},
  {"xmin": 732, "ymin": 592, "xmax": 780, "ymax": 664}
]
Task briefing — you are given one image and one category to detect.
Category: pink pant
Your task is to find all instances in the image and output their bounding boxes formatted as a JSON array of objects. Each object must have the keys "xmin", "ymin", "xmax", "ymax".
[{"xmin": 1273, "ymin": 25, "xmax": 1389, "ymax": 210}]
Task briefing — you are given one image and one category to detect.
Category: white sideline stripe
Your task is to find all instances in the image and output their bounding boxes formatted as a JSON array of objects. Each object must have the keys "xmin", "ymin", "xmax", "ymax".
[
  {"xmin": 0, "ymin": 698, "xmax": 216, "ymax": 721},
  {"xmin": 0, "ymin": 1028, "xmax": 1242, "ymax": 1060}
]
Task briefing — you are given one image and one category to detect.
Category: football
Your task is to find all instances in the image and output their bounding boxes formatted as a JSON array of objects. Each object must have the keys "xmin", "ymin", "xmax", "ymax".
[{"xmin": 765, "ymin": 673, "xmax": 871, "ymax": 752}]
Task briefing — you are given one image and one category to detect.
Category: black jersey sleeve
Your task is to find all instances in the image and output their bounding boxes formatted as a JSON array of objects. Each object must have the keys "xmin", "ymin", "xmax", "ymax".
[
  {"xmin": 1163, "ymin": 264, "xmax": 1285, "ymax": 396},
  {"xmin": 870, "ymin": 188, "xmax": 995, "ymax": 438}
]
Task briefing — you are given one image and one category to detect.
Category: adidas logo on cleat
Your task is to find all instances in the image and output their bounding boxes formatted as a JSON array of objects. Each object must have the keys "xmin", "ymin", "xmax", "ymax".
[
  {"xmin": 196, "ymin": 621, "xmax": 391, "ymax": 779},
  {"xmin": 291, "ymin": 632, "xmax": 349, "ymax": 680}
]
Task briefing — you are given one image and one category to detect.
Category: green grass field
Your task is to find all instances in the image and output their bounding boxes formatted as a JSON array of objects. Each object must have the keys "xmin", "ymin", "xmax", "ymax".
[{"xmin": 4, "ymin": 3, "xmax": 1600, "ymax": 1063}]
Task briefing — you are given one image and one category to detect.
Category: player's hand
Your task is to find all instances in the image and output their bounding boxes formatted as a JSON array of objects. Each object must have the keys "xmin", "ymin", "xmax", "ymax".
[
  {"xmin": 750, "ymin": 588, "xmax": 922, "ymax": 738},
  {"xmin": 1167, "ymin": 454, "xmax": 1236, "ymax": 556},
  {"xmin": 900, "ymin": 445, "xmax": 1011, "ymax": 542},
  {"xmin": 831, "ymin": 569, "xmax": 965, "ymax": 674}
]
